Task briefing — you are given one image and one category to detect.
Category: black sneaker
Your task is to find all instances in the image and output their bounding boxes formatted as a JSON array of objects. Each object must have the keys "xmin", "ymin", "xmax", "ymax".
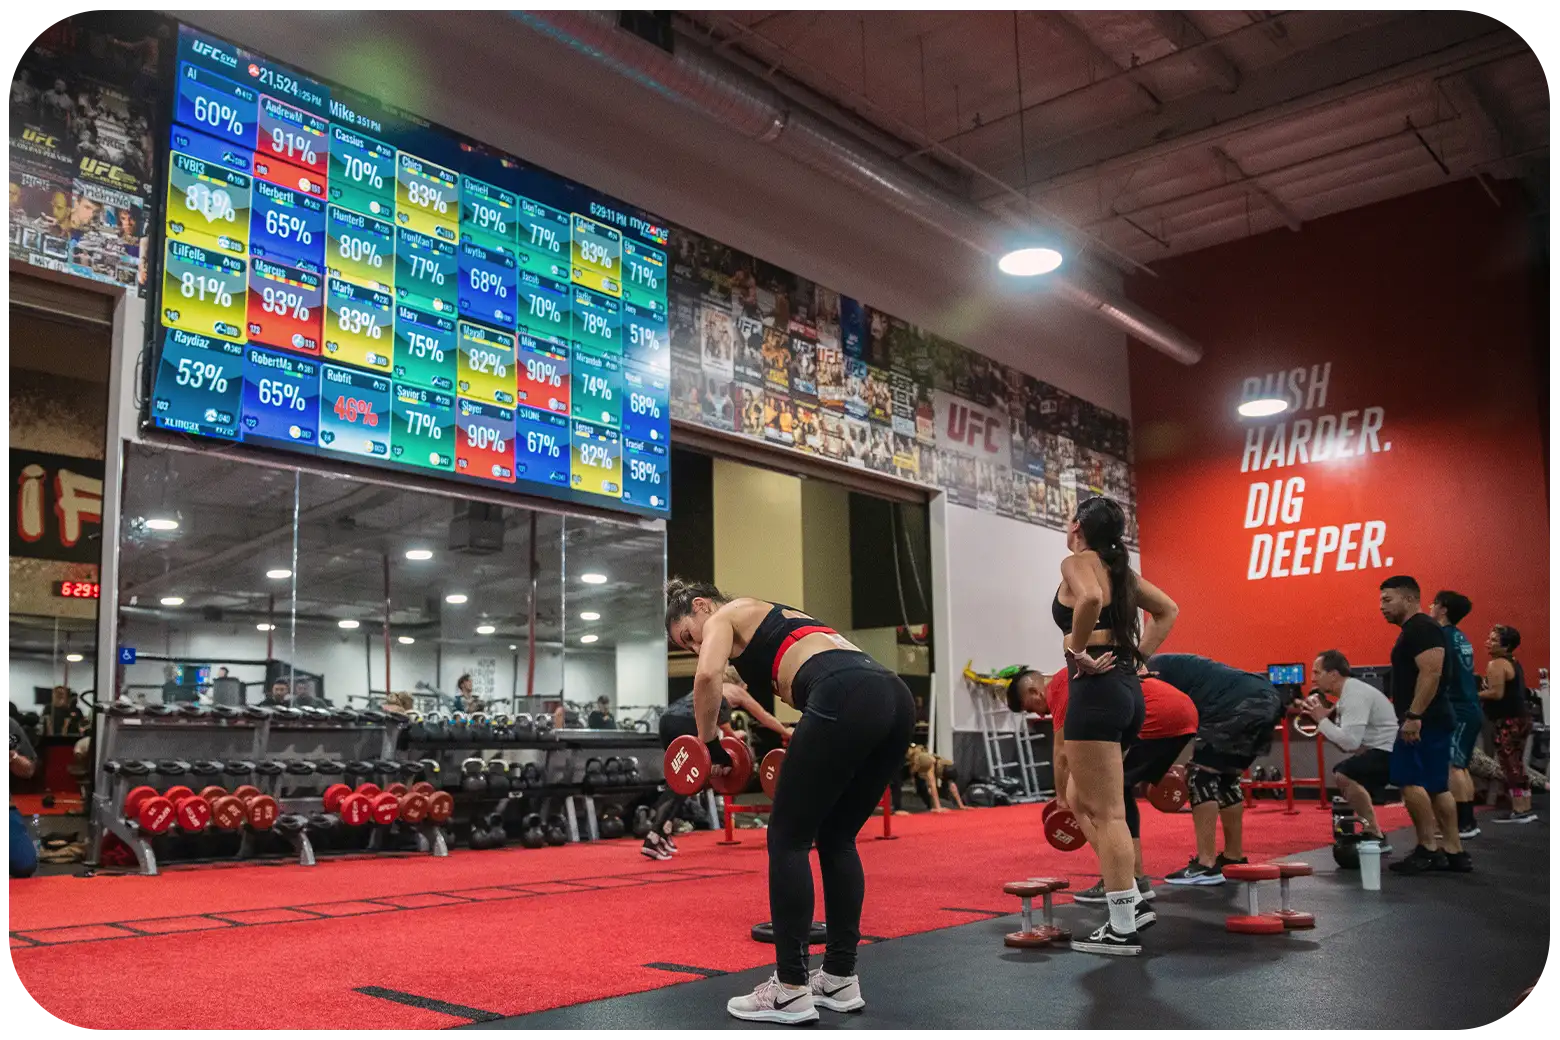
[
  {"xmin": 1214, "ymin": 853, "xmax": 1248, "ymax": 870},
  {"xmin": 1458, "ymin": 824, "xmax": 1481, "ymax": 839},
  {"xmin": 1388, "ymin": 846, "xmax": 1440, "ymax": 875},
  {"xmin": 1070, "ymin": 923, "xmax": 1142, "ymax": 956},
  {"xmin": 1435, "ymin": 851, "xmax": 1474, "ymax": 873},
  {"xmin": 1492, "ymin": 811, "xmax": 1539, "ymax": 825},
  {"xmin": 1072, "ymin": 876, "xmax": 1154, "ymax": 904},
  {"xmin": 1135, "ymin": 907, "xmax": 1157, "ymax": 932},
  {"xmin": 1165, "ymin": 857, "xmax": 1224, "ymax": 886}
]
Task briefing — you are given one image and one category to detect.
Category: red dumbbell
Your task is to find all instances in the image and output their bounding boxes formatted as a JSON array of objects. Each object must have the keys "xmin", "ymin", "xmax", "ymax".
[
  {"xmin": 427, "ymin": 791, "xmax": 455, "ymax": 824},
  {"xmin": 322, "ymin": 784, "xmax": 353, "ymax": 813},
  {"xmin": 211, "ymin": 795, "xmax": 248, "ymax": 830},
  {"xmin": 411, "ymin": 781, "xmax": 436, "ymax": 797},
  {"xmin": 399, "ymin": 792, "xmax": 431, "ymax": 824},
  {"xmin": 760, "ymin": 748, "xmax": 786, "ymax": 800},
  {"xmin": 173, "ymin": 793, "xmax": 213, "ymax": 832},
  {"xmin": 664, "ymin": 734, "xmax": 753, "ymax": 796},
  {"xmin": 242, "ymin": 794, "xmax": 279, "ymax": 831},
  {"xmin": 199, "ymin": 785, "xmax": 228, "ymax": 804},
  {"xmin": 124, "ymin": 785, "xmax": 175, "ymax": 835},
  {"xmin": 339, "ymin": 792, "xmax": 372, "ymax": 827},
  {"xmin": 1146, "ymin": 766, "xmax": 1190, "ymax": 813},
  {"xmin": 1040, "ymin": 800, "xmax": 1086, "ymax": 852},
  {"xmin": 386, "ymin": 783, "xmax": 409, "ymax": 797},
  {"xmin": 368, "ymin": 792, "xmax": 401, "ymax": 826}
]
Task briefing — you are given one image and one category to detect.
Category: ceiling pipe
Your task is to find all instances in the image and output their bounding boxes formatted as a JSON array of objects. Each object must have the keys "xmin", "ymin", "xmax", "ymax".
[{"xmin": 513, "ymin": 10, "xmax": 1204, "ymax": 365}]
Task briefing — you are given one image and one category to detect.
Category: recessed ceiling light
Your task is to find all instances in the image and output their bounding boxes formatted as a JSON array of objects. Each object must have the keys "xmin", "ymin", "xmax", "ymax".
[
  {"xmin": 66, "ymin": 653, "xmax": 84, "ymax": 663},
  {"xmin": 509, "ymin": 644, "xmax": 518, "ymax": 651},
  {"xmin": 1237, "ymin": 397, "xmax": 1290, "ymax": 418},
  {"xmin": 579, "ymin": 611, "xmax": 601, "ymax": 621},
  {"xmin": 144, "ymin": 517, "xmax": 180, "ymax": 532},
  {"xmin": 997, "ymin": 246, "xmax": 1064, "ymax": 277},
  {"xmin": 338, "ymin": 619, "xmax": 360, "ymax": 629},
  {"xmin": 266, "ymin": 568, "xmax": 292, "ymax": 580},
  {"xmin": 398, "ymin": 636, "xmax": 415, "ymax": 645},
  {"xmin": 159, "ymin": 596, "xmax": 184, "ymax": 607},
  {"xmin": 476, "ymin": 624, "xmax": 496, "ymax": 635},
  {"xmin": 580, "ymin": 634, "xmax": 599, "ymax": 644},
  {"xmin": 405, "ymin": 549, "xmax": 433, "ymax": 561},
  {"xmin": 581, "ymin": 573, "xmax": 607, "ymax": 585},
  {"xmin": 445, "ymin": 593, "xmax": 468, "ymax": 605},
  {"xmin": 256, "ymin": 623, "xmax": 276, "ymax": 632}
]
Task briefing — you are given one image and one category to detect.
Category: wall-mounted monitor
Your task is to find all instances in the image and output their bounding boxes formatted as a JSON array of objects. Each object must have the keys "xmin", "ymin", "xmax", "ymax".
[{"xmin": 145, "ymin": 24, "xmax": 672, "ymax": 518}]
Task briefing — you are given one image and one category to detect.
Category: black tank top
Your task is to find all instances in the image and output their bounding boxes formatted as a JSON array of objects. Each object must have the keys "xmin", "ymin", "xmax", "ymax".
[
  {"xmin": 1484, "ymin": 659, "xmax": 1529, "ymax": 721},
  {"xmin": 1052, "ymin": 587, "xmax": 1119, "ymax": 634},
  {"xmin": 730, "ymin": 603, "xmax": 840, "ymax": 702}
]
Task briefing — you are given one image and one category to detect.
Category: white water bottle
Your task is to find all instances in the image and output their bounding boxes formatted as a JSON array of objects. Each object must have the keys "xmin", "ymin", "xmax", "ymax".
[{"xmin": 1357, "ymin": 840, "xmax": 1382, "ymax": 891}]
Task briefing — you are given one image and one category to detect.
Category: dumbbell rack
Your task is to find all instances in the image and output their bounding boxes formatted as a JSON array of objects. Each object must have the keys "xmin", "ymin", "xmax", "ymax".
[{"xmin": 89, "ymin": 705, "xmax": 408, "ymax": 875}]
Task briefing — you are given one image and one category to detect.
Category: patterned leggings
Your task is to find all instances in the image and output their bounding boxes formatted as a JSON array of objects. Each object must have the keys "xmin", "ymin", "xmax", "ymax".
[{"xmin": 1493, "ymin": 717, "xmax": 1533, "ymax": 797}]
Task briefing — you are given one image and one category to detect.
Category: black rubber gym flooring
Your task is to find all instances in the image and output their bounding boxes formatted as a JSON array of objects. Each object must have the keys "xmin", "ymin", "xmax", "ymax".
[{"xmin": 473, "ymin": 805, "xmax": 1547, "ymax": 1029}]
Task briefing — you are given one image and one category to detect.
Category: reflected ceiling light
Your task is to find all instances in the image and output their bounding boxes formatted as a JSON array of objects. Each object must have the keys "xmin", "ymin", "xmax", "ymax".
[
  {"xmin": 1237, "ymin": 397, "xmax": 1290, "ymax": 418},
  {"xmin": 159, "ymin": 596, "xmax": 185, "ymax": 606},
  {"xmin": 144, "ymin": 517, "xmax": 180, "ymax": 532},
  {"xmin": 338, "ymin": 619, "xmax": 360, "ymax": 629},
  {"xmin": 256, "ymin": 623, "xmax": 276, "ymax": 632},
  {"xmin": 476, "ymin": 624, "xmax": 497, "ymax": 635},
  {"xmin": 405, "ymin": 549, "xmax": 433, "ymax": 561},
  {"xmin": 398, "ymin": 636, "xmax": 416, "ymax": 645},
  {"xmin": 66, "ymin": 653, "xmax": 84, "ymax": 663},
  {"xmin": 445, "ymin": 593, "xmax": 468, "ymax": 604},
  {"xmin": 266, "ymin": 568, "xmax": 292, "ymax": 580},
  {"xmin": 509, "ymin": 644, "xmax": 518, "ymax": 651},
  {"xmin": 579, "ymin": 611, "xmax": 601, "ymax": 621},
  {"xmin": 580, "ymin": 573, "xmax": 607, "ymax": 585},
  {"xmin": 997, "ymin": 246, "xmax": 1064, "ymax": 277},
  {"xmin": 580, "ymin": 634, "xmax": 599, "ymax": 644}
]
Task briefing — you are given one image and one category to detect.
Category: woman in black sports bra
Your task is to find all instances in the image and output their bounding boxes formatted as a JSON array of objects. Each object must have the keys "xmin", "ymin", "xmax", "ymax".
[
  {"xmin": 1052, "ymin": 497, "xmax": 1178, "ymax": 957},
  {"xmin": 666, "ymin": 579, "xmax": 915, "ymax": 1025}
]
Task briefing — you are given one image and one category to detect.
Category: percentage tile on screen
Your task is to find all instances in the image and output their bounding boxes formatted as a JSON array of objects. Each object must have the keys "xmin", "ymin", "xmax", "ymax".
[
  {"xmin": 393, "ymin": 303, "xmax": 458, "ymax": 391},
  {"xmin": 396, "ymin": 152, "xmax": 458, "ymax": 242},
  {"xmin": 461, "ymin": 176, "xmax": 519, "ymax": 250},
  {"xmin": 570, "ymin": 418, "xmax": 622, "ymax": 497},
  {"xmin": 622, "ymin": 365, "xmax": 670, "ymax": 444},
  {"xmin": 175, "ymin": 61, "xmax": 258, "ymax": 150},
  {"xmin": 167, "ymin": 151, "xmax": 251, "ymax": 257},
  {"xmin": 518, "ymin": 270, "xmax": 572, "ymax": 344},
  {"xmin": 324, "ymin": 277, "xmax": 394, "ymax": 372},
  {"xmin": 250, "ymin": 179, "xmax": 325, "ymax": 272},
  {"xmin": 455, "ymin": 398, "xmax": 516, "ymax": 483},
  {"xmin": 514, "ymin": 405, "xmax": 570, "ymax": 487},
  {"xmin": 253, "ymin": 151, "xmax": 325, "ymax": 202},
  {"xmin": 571, "ymin": 345, "xmax": 622, "ymax": 428},
  {"xmin": 394, "ymin": 226, "xmax": 458, "ymax": 314},
  {"xmin": 622, "ymin": 239, "xmax": 667, "ymax": 308},
  {"xmin": 516, "ymin": 332, "xmax": 571, "ymax": 415},
  {"xmin": 247, "ymin": 256, "xmax": 323, "ymax": 355},
  {"xmin": 328, "ymin": 124, "xmax": 397, "ymax": 220},
  {"xmin": 327, "ymin": 204, "xmax": 395, "ymax": 292},
  {"xmin": 391, "ymin": 382, "xmax": 456, "ymax": 471},
  {"xmin": 257, "ymin": 95, "xmax": 329, "ymax": 177},
  {"xmin": 622, "ymin": 437, "xmax": 670, "ymax": 510},
  {"xmin": 168, "ymin": 122, "xmax": 253, "ymax": 179},
  {"xmin": 516, "ymin": 196, "xmax": 571, "ymax": 282},
  {"xmin": 163, "ymin": 239, "xmax": 248, "ymax": 343},
  {"xmin": 459, "ymin": 239, "xmax": 520, "ymax": 328},
  {"xmin": 623, "ymin": 298, "xmax": 669, "ymax": 373},
  {"xmin": 570, "ymin": 213, "xmax": 622, "ymax": 297},
  {"xmin": 571, "ymin": 285, "xmax": 621, "ymax": 356},
  {"xmin": 457, "ymin": 319, "xmax": 517, "ymax": 407},
  {"xmin": 152, "ymin": 329, "xmax": 246, "ymax": 439},
  {"xmin": 318, "ymin": 364, "xmax": 392, "ymax": 458},
  {"xmin": 242, "ymin": 345, "xmax": 320, "ymax": 446}
]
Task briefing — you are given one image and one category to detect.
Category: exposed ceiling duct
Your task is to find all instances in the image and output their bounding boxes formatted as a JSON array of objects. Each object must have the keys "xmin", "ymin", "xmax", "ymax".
[{"xmin": 513, "ymin": 10, "xmax": 1205, "ymax": 365}]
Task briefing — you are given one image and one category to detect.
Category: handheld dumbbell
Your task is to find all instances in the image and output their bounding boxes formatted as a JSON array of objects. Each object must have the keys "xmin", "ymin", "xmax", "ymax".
[{"xmin": 663, "ymin": 735, "xmax": 753, "ymax": 797}]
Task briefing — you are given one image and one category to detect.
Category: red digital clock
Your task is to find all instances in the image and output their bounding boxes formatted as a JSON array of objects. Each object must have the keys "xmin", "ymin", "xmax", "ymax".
[{"xmin": 53, "ymin": 581, "xmax": 101, "ymax": 599}]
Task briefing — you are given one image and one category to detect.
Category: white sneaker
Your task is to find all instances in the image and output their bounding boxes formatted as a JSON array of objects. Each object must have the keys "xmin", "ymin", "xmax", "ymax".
[
  {"xmin": 726, "ymin": 974, "xmax": 819, "ymax": 1024},
  {"xmin": 640, "ymin": 835, "xmax": 671, "ymax": 861},
  {"xmin": 809, "ymin": 968, "xmax": 865, "ymax": 1012}
]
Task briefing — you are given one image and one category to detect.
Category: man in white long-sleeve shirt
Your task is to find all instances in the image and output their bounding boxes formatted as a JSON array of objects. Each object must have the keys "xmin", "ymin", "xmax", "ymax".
[{"xmin": 1303, "ymin": 650, "xmax": 1399, "ymax": 844}]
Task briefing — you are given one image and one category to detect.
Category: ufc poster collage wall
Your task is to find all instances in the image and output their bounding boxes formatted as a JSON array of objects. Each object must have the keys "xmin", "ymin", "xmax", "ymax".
[{"xmin": 668, "ymin": 232, "xmax": 1138, "ymax": 544}]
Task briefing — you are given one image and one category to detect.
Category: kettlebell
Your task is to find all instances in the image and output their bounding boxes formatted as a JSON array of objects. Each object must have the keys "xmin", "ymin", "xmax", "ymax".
[
  {"xmin": 512, "ymin": 714, "xmax": 535, "ymax": 742},
  {"xmin": 449, "ymin": 712, "xmax": 470, "ymax": 742},
  {"xmin": 486, "ymin": 759, "xmax": 510, "ymax": 795},
  {"xmin": 485, "ymin": 811, "xmax": 508, "ymax": 847},
  {"xmin": 425, "ymin": 713, "xmax": 449, "ymax": 740},
  {"xmin": 462, "ymin": 758, "xmax": 487, "ymax": 793},
  {"xmin": 533, "ymin": 712, "xmax": 554, "ymax": 736},
  {"xmin": 407, "ymin": 713, "xmax": 427, "ymax": 742},
  {"xmin": 544, "ymin": 815, "xmax": 568, "ymax": 846},
  {"xmin": 471, "ymin": 713, "xmax": 492, "ymax": 742},
  {"xmin": 469, "ymin": 820, "xmax": 492, "ymax": 850},
  {"xmin": 491, "ymin": 714, "xmax": 513, "ymax": 742},
  {"xmin": 631, "ymin": 804, "xmax": 654, "ymax": 839},
  {"xmin": 507, "ymin": 761, "xmax": 527, "ymax": 791},
  {"xmin": 521, "ymin": 814, "xmax": 546, "ymax": 849},
  {"xmin": 599, "ymin": 810, "xmax": 626, "ymax": 839}
]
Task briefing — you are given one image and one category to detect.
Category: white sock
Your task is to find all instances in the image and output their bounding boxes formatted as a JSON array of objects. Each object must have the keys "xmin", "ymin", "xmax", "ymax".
[{"xmin": 1107, "ymin": 888, "xmax": 1139, "ymax": 934}]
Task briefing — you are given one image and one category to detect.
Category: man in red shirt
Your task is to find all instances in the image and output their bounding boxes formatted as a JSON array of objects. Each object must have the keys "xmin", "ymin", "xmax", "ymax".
[{"xmin": 1009, "ymin": 669, "xmax": 1199, "ymax": 904}]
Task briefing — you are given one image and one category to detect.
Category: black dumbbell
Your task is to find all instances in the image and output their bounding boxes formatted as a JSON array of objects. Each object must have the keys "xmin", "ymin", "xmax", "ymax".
[
  {"xmin": 462, "ymin": 758, "xmax": 488, "ymax": 793},
  {"xmin": 486, "ymin": 759, "xmax": 511, "ymax": 795}
]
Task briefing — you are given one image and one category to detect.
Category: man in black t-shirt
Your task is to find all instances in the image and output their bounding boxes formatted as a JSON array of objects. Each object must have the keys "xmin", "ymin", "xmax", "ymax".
[
  {"xmin": 1379, "ymin": 575, "xmax": 1470, "ymax": 875},
  {"xmin": 587, "ymin": 696, "xmax": 615, "ymax": 730}
]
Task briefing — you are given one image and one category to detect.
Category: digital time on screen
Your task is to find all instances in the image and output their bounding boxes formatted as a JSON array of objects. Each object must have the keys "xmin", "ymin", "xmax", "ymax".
[
  {"xmin": 146, "ymin": 24, "xmax": 671, "ymax": 517},
  {"xmin": 53, "ymin": 581, "xmax": 103, "ymax": 599}
]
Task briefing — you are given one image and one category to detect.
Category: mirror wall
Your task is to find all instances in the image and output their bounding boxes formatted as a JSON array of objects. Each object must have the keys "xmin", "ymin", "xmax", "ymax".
[{"xmin": 115, "ymin": 444, "xmax": 667, "ymax": 723}]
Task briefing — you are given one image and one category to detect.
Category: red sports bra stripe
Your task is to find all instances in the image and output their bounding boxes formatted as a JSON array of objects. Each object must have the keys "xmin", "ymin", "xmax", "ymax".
[{"xmin": 772, "ymin": 625, "xmax": 838, "ymax": 682}]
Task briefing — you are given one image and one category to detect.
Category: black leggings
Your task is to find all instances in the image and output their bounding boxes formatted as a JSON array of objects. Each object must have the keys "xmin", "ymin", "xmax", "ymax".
[
  {"xmin": 649, "ymin": 714, "xmax": 700, "ymax": 837},
  {"xmin": 768, "ymin": 653, "xmax": 915, "ymax": 985}
]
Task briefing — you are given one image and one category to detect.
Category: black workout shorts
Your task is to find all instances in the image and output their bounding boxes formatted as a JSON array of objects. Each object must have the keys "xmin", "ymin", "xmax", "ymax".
[
  {"xmin": 1122, "ymin": 734, "xmax": 1193, "ymax": 788},
  {"xmin": 1187, "ymin": 765, "xmax": 1245, "ymax": 809},
  {"xmin": 1334, "ymin": 748, "xmax": 1392, "ymax": 794},
  {"xmin": 1062, "ymin": 663, "xmax": 1145, "ymax": 748}
]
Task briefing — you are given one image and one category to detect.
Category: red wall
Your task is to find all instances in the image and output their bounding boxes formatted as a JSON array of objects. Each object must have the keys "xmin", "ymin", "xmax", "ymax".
[{"xmin": 1127, "ymin": 181, "xmax": 1548, "ymax": 675}]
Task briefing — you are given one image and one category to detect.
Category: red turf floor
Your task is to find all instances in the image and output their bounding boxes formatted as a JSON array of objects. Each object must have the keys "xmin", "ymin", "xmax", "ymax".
[{"xmin": 9, "ymin": 800, "xmax": 1406, "ymax": 1028}]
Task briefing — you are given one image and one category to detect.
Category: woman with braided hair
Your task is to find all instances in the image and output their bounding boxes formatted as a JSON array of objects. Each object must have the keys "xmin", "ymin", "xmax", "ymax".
[{"xmin": 1050, "ymin": 496, "xmax": 1179, "ymax": 956}]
